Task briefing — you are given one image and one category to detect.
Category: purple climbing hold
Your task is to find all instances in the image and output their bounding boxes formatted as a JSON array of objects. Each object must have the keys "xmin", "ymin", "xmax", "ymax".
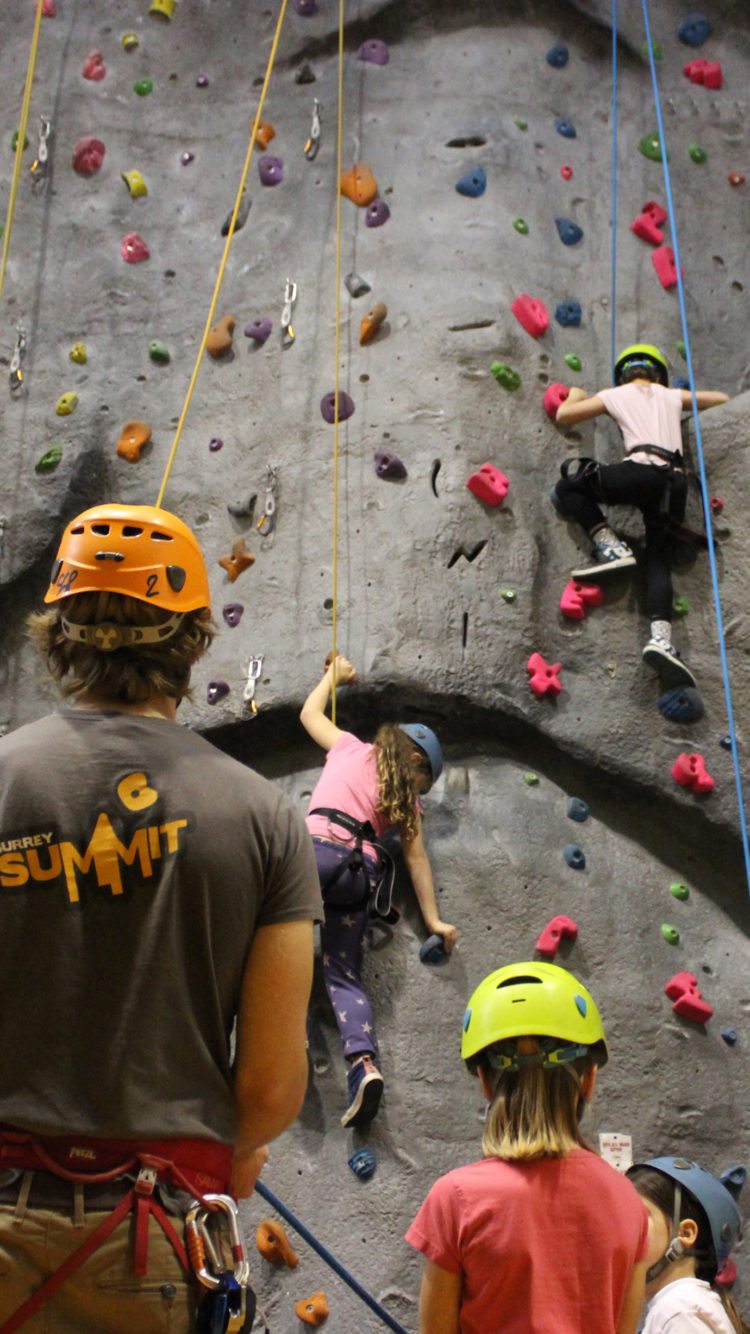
[
  {"xmin": 244, "ymin": 317, "xmax": 272, "ymax": 344},
  {"xmin": 365, "ymin": 197, "xmax": 390, "ymax": 228},
  {"xmin": 180, "ymin": 150, "xmax": 195, "ymax": 166},
  {"xmin": 196, "ymin": 73, "xmax": 209, "ymax": 88},
  {"xmin": 455, "ymin": 166, "xmax": 487, "ymax": 197},
  {"xmin": 209, "ymin": 437, "xmax": 224, "ymax": 452},
  {"xmin": 320, "ymin": 391, "xmax": 355, "ymax": 424},
  {"xmin": 259, "ymin": 155, "xmax": 283, "ymax": 186},
  {"xmin": 547, "ymin": 44, "xmax": 569, "ymax": 68},
  {"xmin": 554, "ymin": 116, "xmax": 577, "ymax": 139},
  {"xmin": 678, "ymin": 12, "xmax": 712, "ymax": 46},
  {"xmin": 555, "ymin": 300, "xmax": 582, "ymax": 327},
  {"xmin": 357, "ymin": 39, "xmax": 389, "ymax": 65},
  {"xmin": 222, "ymin": 603, "xmax": 244, "ymax": 628},
  {"xmin": 207, "ymin": 679, "xmax": 230, "ymax": 705},
  {"xmin": 373, "ymin": 450, "xmax": 407, "ymax": 481},
  {"xmin": 555, "ymin": 216, "xmax": 583, "ymax": 246},
  {"xmin": 294, "ymin": 0, "xmax": 318, "ymax": 13}
]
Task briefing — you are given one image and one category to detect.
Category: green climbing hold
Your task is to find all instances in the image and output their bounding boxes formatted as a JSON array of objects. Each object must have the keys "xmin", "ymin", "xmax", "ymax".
[
  {"xmin": 524, "ymin": 772, "xmax": 540, "ymax": 786},
  {"xmin": 564, "ymin": 353, "xmax": 582, "ymax": 372},
  {"xmin": 677, "ymin": 340, "xmax": 686, "ymax": 361},
  {"xmin": 35, "ymin": 445, "xmax": 63, "ymax": 474},
  {"xmin": 639, "ymin": 133, "xmax": 664, "ymax": 163},
  {"xmin": 490, "ymin": 362, "xmax": 521, "ymax": 391},
  {"xmin": 148, "ymin": 340, "xmax": 171, "ymax": 365},
  {"xmin": 512, "ymin": 218, "xmax": 529, "ymax": 235},
  {"xmin": 639, "ymin": 40, "xmax": 663, "ymax": 60},
  {"xmin": 670, "ymin": 882, "xmax": 690, "ymax": 901},
  {"xmin": 11, "ymin": 131, "xmax": 29, "ymax": 152},
  {"xmin": 673, "ymin": 595, "xmax": 689, "ymax": 616},
  {"xmin": 514, "ymin": 116, "xmax": 528, "ymax": 131},
  {"xmin": 661, "ymin": 924, "xmax": 680, "ymax": 945},
  {"xmin": 689, "ymin": 143, "xmax": 707, "ymax": 164},
  {"xmin": 134, "ymin": 78, "xmax": 154, "ymax": 96},
  {"xmin": 500, "ymin": 589, "xmax": 516, "ymax": 603}
]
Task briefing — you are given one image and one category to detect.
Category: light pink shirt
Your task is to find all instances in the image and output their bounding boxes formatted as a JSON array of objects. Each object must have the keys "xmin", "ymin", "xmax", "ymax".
[
  {"xmin": 597, "ymin": 382, "xmax": 685, "ymax": 465},
  {"xmin": 642, "ymin": 1277, "xmax": 736, "ymax": 1333},
  {"xmin": 306, "ymin": 732, "xmax": 388, "ymax": 862}
]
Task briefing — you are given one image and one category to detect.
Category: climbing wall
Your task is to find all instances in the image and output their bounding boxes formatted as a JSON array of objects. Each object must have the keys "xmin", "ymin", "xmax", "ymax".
[{"xmin": 1, "ymin": 0, "xmax": 750, "ymax": 1326}]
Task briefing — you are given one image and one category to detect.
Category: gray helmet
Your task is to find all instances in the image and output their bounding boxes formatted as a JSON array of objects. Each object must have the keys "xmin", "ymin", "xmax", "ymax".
[{"xmin": 398, "ymin": 723, "xmax": 443, "ymax": 781}]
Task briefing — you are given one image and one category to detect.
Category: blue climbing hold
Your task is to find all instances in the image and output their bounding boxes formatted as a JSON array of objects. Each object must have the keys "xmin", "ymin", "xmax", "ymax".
[
  {"xmin": 456, "ymin": 166, "xmax": 487, "ymax": 197},
  {"xmin": 657, "ymin": 685, "xmax": 705, "ymax": 723},
  {"xmin": 564, "ymin": 843, "xmax": 586, "ymax": 871},
  {"xmin": 672, "ymin": 377, "xmax": 690, "ymax": 390},
  {"xmin": 554, "ymin": 117, "xmax": 577, "ymax": 139},
  {"xmin": 721, "ymin": 1028, "xmax": 738, "ymax": 1047},
  {"xmin": 547, "ymin": 44, "xmax": 569, "ymax": 68},
  {"xmin": 555, "ymin": 300, "xmax": 582, "ymax": 327},
  {"xmin": 420, "ymin": 933, "xmax": 448, "ymax": 966},
  {"xmin": 721, "ymin": 1164, "xmax": 746, "ymax": 1199},
  {"xmin": 348, "ymin": 1147, "xmax": 377, "ymax": 1180},
  {"xmin": 720, "ymin": 735, "xmax": 733, "ymax": 751},
  {"xmin": 678, "ymin": 12, "xmax": 712, "ymax": 47},
  {"xmin": 555, "ymin": 217, "xmax": 583, "ymax": 246},
  {"xmin": 567, "ymin": 797, "xmax": 590, "ymax": 823}
]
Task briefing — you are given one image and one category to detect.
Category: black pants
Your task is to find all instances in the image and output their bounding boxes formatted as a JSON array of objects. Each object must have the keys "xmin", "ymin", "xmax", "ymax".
[{"xmin": 554, "ymin": 460, "xmax": 688, "ymax": 621}]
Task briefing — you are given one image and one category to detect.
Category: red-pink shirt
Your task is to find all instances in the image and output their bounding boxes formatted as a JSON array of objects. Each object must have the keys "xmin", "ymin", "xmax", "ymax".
[
  {"xmin": 406, "ymin": 1150, "xmax": 648, "ymax": 1334},
  {"xmin": 306, "ymin": 732, "xmax": 389, "ymax": 862}
]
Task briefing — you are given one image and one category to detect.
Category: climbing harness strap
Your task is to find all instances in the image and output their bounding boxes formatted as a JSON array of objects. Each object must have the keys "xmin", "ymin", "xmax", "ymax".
[
  {"xmin": 310, "ymin": 808, "xmax": 396, "ymax": 918},
  {"xmin": 624, "ymin": 442, "xmax": 685, "ymax": 468},
  {"xmin": 559, "ymin": 456, "xmax": 606, "ymax": 503}
]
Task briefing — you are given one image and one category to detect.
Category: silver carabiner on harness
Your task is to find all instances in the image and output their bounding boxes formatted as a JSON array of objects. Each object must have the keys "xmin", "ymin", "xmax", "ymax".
[
  {"xmin": 256, "ymin": 466, "xmax": 278, "ymax": 541},
  {"xmin": 187, "ymin": 1194, "xmax": 254, "ymax": 1332},
  {"xmin": 242, "ymin": 655, "xmax": 264, "ymax": 714},
  {"xmin": 281, "ymin": 278, "xmax": 297, "ymax": 348},
  {"xmin": 9, "ymin": 327, "xmax": 27, "ymax": 394},
  {"xmin": 30, "ymin": 115, "xmax": 52, "ymax": 188},
  {"xmin": 304, "ymin": 99, "xmax": 322, "ymax": 161}
]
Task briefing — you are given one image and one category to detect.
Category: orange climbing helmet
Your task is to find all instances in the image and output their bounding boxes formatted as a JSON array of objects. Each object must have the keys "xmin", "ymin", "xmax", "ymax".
[{"xmin": 44, "ymin": 504, "xmax": 210, "ymax": 613}]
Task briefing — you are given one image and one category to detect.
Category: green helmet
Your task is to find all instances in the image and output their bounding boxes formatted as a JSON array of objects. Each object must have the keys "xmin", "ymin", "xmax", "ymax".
[
  {"xmin": 614, "ymin": 343, "xmax": 669, "ymax": 387},
  {"xmin": 461, "ymin": 961, "xmax": 608, "ymax": 1067}
]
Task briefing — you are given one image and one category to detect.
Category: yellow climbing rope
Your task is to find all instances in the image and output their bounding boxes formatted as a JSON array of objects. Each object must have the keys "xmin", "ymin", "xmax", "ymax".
[
  {"xmin": 154, "ymin": 0, "xmax": 289, "ymax": 508},
  {"xmin": 329, "ymin": 0, "xmax": 346, "ymax": 724},
  {"xmin": 0, "ymin": 0, "xmax": 45, "ymax": 304}
]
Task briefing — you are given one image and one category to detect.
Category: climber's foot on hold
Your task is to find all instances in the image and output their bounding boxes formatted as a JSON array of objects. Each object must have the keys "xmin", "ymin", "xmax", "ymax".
[
  {"xmin": 642, "ymin": 638, "xmax": 697, "ymax": 689},
  {"xmin": 571, "ymin": 534, "xmax": 637, "ymax": 580}
]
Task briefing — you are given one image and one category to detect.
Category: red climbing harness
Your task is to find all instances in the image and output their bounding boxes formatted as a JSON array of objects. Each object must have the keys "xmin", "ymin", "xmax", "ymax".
[{"xmin": 0, "ymin": 1125, "xmax": 233, "ymax": 1334}]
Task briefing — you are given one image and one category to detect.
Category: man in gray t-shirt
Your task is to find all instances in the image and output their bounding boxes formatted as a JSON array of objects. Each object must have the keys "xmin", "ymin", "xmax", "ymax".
[{"xmin": 0, "ymin": 503, "xmax": 322, "ymax": 1332}]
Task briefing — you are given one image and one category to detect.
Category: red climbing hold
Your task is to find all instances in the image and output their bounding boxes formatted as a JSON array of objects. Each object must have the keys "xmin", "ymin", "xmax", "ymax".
[
  {"xmin": 559, "ymin": 579, "xmax": 605, "ymax": 620},
  {"xmin": 710, "ymin": 496, "xmax": 725, "ymax": 513},
  {"xmin": 511, "ymin": 294, "xmax": 549, "ymax": 338},
  {"xmin": 560, "ymin": 164, "xmax": 573, "ymax": 180},
  {"xmin": 527, "ymin": 652, "xmax": 563, "ymax": 699},
  {"xmin": 664, "ymin": 971, "xmax": 714, "ymax": 1024},
  {"xmin": 631, "ymin": 202, "xmax": 667, "ymax": 245},
  {"xmin": 42, "ymin": 0, "xmax": 56, "ymax": 13},
  {"xmin": 652, "ymin": 245, "xmax": 682, "ymax": 290},
  {"xmin": 536, "ymin": 915, "xmax": 578, "ymax": 958},
  {"xmin": 72, "ymin": 137, "xmax": 106, "ymax": 175},
  {"xmin": 121, "ymin": 233, "xmax": 150, "ymax": 263},
  {"xmin": 671, "ymin": 752, "xmax": 715, "ymax": 794},
  {"xmin": 544, "ymin": 383, "xmax": 570, "ymax": 419},
  {"xmin": 683, "ymin": 58, "xmax": 723, "ymax": 88},
  {"xmin": 466, "ymin": 464, "xmax": 509, "ymax": 507},
  {"xmin": 83, "ymin": 50, "xmax": 106, "ymax": 81}
]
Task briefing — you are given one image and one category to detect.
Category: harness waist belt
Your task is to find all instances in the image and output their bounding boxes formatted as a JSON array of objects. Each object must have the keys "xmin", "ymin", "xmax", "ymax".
[
  {"xmin": 625, "ymin": 443, "xmax": 685, "ymax": 468},
  {"xmin": 308, "ymin": 808, "xmax": 377, "ymax": 846},
  {"xmin": 0, "ymin": 1126, "xmax": 232, "ymax": 1195}
]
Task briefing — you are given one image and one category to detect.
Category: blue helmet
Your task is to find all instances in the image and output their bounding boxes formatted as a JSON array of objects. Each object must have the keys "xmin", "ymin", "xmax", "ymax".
[
  {"xmin": 398, "ymin": 723, "xmax": 443, "ymax": 781},
  {"xmin": 630, "ymin": 1157, "xmax": 742, "ymax": 1273}
]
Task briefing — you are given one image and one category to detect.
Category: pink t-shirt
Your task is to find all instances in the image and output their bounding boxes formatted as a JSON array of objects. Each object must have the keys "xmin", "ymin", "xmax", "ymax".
[
  {"xmin": 406, "ymin": 1150, "xmax": 649, "ymax": 1334},
  {"xmin": 306, "ymin": 732, "xmax": 389, "ymax": 862},
  {"xmin": 597, "ymin": 382, "xmax": 685, "ymax": 465}
]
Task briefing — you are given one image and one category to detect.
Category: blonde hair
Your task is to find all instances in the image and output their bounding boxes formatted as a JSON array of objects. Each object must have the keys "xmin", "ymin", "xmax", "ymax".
[
  {"xmin": 478, "ymin": 1037, "xmax": 593, "ymax": 1161},
  {"xmin": 28, "ymin": 593, "xmax": 215, "ymax": 704},
  {"xmin": 374, "ymin": 723, "xmax": 421, "ymax": 838}
]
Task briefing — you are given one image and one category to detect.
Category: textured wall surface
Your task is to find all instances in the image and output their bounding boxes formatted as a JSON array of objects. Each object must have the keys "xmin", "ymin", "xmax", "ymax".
[{"xmin": 1, "ymin": 0, "xmax": 749, "ymax": 1328}]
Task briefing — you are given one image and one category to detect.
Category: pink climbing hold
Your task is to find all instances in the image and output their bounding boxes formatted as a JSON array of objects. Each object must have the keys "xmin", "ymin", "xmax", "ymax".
[
  {"xmin": 466, "ymin": 464, "xmax": 509, "ymax": 507},
  {"xmin": 631, "ymin": 200, "xmax": 667, "ymax": 244},
  {"xmin": 560, "ymin": 164, "xmax": 573, "ymax": 180},
  {"xmin": 121, "ymin": 232, "xmax": 150, "ymax": 264},
  {"xmin": 672, "ymin": 752, "xmax": 715, "ymax": 794},
  {"xmin": 559, "ymin": 579, "xmax": 605, "ymax": 621},
  {"xmin": 664, "ymin": 972, "xmax": 714, "ymax": 1024},
  {"xmin": 684, "ymin": 57, "xmax": 723, "ymax": 89},
  {"xmin": 83, "ymin": 50, "xmax": 106, "ymax": 81},
  {"xmin": 42, "ymin": 0, "xmax": 56, "ymax": 14},
  {"xmin": 536, "ymin": 914, "xmax": 578, "ymax": 959},
  {"xmin": 710, "ymin": 495, "xmax": 725, "ymax": 513},
  {"xmin": 544, "ymin": 383, "xmax": 570, "ymax": 419},
  {"xmin": 72, "ymin": 137, "xmax": 106, "ymax": 175},
  {"xmin": 652, "ymin": 245, "xmax": 682, "ymax": 290},
  {"xmin": 511, "ymin": 294, "xmax": 549, "ymax": 338},
  {"xmin": 527, "ymin": 652, "xmax": 563, "ymax": 699}
]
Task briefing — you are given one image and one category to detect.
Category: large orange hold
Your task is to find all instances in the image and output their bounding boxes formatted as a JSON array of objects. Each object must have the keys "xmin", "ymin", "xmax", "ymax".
[
  {"xmin": 219, "ymin": 538, "xmax": 254, "ymax": 583},
  {"xmin": 339, "ymin": 162, "xmax": 378, "ymax": 207},
  {"xmin": 206, "ymin": 314, "xmax": 236, "ymax": 359},
  {"xmin": 295, "ymin": 1292, "xmax": 330, "ymax": 1326},
  {"xmin": 116, "ymin": 420, "xmax": 152, "ymax": 462},
  {"xmin": 359, "ymin": 301, "xmax": 387, "ymax": 345},
  {"xmin": 256, "ymin": 1218, "xmax": 298, "ymax": 1267}
]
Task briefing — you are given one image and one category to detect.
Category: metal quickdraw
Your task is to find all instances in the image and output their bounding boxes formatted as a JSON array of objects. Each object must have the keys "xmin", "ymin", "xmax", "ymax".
[
  {"xmin": 187, "ymin": 1194, "xmax": 263, "ymax": 1333},
  {"xmin": 281, "ymin": 279, "xmax": 297, "ymax": 348},
  {"xmin": 242, "ymin": 656, "xmax": 264, "ymax": 715},
  {"xmin": 29, "ymin": 115, "xmax": 52, "ymax": 188},
  {"xmin": 9, "ymin": 327, "xmax": 27, "ymax": 395},
  {"xmin": 256, "ymin": 466, "xmax": 278, "ymax": 542},
  {"xmin": 304, "ymin": 99, "xmax": 322, "ymax": 161}
]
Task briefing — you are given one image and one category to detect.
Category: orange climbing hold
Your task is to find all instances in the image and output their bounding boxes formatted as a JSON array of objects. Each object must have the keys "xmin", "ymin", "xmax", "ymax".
[
  {"xmin": 116, "ymin": 421, "xmax": 152, "ymax": 462},
  {"xmin": 219, "ymin": 538, "xmax": 255, "ymax": 583},
  {"xmin": 255, "ymin": 120, "xmax": 276, "ymax": 149},
  {"xmin": 206, "ymin": 314, "xmax": 237, "ymax": 358},
  {"xmin": 295, "ymin": 1292, "xmax": 330, "ymax": 1326},
  {"xmin": 339, "ymin": 162, "xmax": 378, "ymax": 207},
  {"xmin": 359, "ymin": 302, "xmax": 387, "ymax": 345},
  {"xmin": 256, "ymin": 1218, "xmax": 298, "ymax": 1267}
]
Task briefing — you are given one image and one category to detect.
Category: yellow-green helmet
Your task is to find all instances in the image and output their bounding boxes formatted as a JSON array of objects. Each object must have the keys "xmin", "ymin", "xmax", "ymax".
[
  {"xmin": 614, "ymin": 343, "xmax": 669, "ymax": 387},
  {"xmin": 461, "ymin": 961, "xmax": 608, "ymax": 1068}
]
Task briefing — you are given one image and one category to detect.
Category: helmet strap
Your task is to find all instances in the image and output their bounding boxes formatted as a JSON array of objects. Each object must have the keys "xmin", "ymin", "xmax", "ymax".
[
  {"xmin": 60, "ymin": 610, "xmax": 185, "ymax": 652},
  {"xmin": 646, "ymin": 1185, "xmax": 688, "ymax": 1283}
]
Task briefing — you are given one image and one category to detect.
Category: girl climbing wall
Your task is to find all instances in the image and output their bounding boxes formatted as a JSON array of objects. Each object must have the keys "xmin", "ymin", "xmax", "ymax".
[{"xmin": 300, "ymin": 655, "xmax": 458, "ymax": 1128}]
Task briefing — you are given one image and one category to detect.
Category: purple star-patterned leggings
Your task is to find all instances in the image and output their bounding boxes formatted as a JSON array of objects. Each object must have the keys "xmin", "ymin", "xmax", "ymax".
[{"xmin": 313, "ymin": 838, "xmax": 380, "ymax": 1061}]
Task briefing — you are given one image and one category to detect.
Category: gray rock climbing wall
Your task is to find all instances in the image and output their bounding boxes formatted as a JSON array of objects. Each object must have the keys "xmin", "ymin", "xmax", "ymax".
[{"xmin": 2, "ymin": 0, "xmax": 749, "ymax": 1327}]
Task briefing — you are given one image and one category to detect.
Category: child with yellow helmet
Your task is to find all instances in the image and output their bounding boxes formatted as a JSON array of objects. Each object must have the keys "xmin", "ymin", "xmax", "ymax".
[
  {"xmin": 406, "ymin": 962, "xmax": 649, "ymax": 1334},
  {"xmin": 554, "ymin": 345, "xmax": 729, "ymax": 689}
]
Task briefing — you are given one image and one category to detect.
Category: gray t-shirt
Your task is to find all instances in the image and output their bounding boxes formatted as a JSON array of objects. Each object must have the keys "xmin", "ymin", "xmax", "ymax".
[{"xmin": 0, "ymin": 707, "xmax": 322, "ymax": 1144}]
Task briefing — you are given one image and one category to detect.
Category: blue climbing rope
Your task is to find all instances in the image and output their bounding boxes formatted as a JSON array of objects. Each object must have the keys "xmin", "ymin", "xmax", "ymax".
[
  {"xmin": 254, "ymin": 1180, "xmax": 409, "ymax": 1334},
  {"xmin": 609, "ymin": 0, "xmax": 619, "ymax": 372},
  {"xmin": 640, "ymin": 0, "xmax": 750, "ymax": 897}
]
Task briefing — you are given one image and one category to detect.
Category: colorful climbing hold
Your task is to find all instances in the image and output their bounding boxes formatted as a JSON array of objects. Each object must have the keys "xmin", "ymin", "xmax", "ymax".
[
  {"xmin": 657, "ymin": 686, "xmax": 704, "ymax": 723},
  {"xmin": 245, "ymin": 317, "xmax": 272, "ymax": 344},
  {"xmin": 652, "ymin": 245, "xmax": 681, "ymax": 290},
  {"xmin": 670, "ymin": 883, "xmax": 690, "ymax": 901},
  {"xmin": 514, "ymin": 116, "xmax": 528, "ymax": 130},
  {"xmin": 227, "ymin": 494, "xmax": 256, "ymax": 521},
  {"xmin": 222, "ymin": 603, "xmax": 244, "ymax": 628},
  {"xmin": 360, "ymin": 302, "xmax": 387, "ymax": 345},
  {"xmin": 345, "ymin": 272, "xmax": 370, "ymax": 298},
  {"xmin": 11, "ymin": 131, "xmax": 29, "ymax": 152},
  {"xmin": 512, "ymin": 218, "xmax": 529, "ymax": 234},
  {"xmin": 206, "ymin": 314, "xmax": 236, "ymax": 358},
  {"xmin": 639, "ymin": 133, "xmax": 664, "ymax": 162},
  {"xmin": 512, "ymin": 294, "xmax": 549, "ymax": 338},
  {"xmin": 294, "ymin": 0, "xmax": 318, "ymax": 13},
  {"xmin": 255, "ymin": 121, "xmax": 276, "ymax": 150},
  {"xmin": 180, "ymin": 150, "xmax": 195, "ymax": 166},
  {"xmin": 466, "ymin": 464, "xmax": 509, "ymax": 507},
  {"xmin": 117, "ymin": 420, "xmax": 152, "ymax": 462},
  {"xmin": 69, "ymin": 342, "xmax": 87, "ymax": 364},
  {"xmin": 340, "ymin": 162, "xmax": 378, "ymax": 207},
  {"xmin": 555, "ymin": 300, "xmax": 582, "ymax": 328},
  {"xmin": 121, "ymin": 233, "xmax": 150, "ymax": 264},
  {"xmin": 563, "ymin": 843, "xmax": 586, "ymax": 871},
  {"xmin": 295, "ymin": 1293, "xmax": 330, "ymax": 1327},
  {"xmin": 664, "ymin": 971, "xmax": 713, "ymax": 1024},
  {"xmin": 536, "ymin": 915, "xmax": 578, "ymax": 958},
  {"xmin": 661, "ymin": 924, "xmax": 680, "ymax": 945},
  {"xmin": 501, "ymin": 589, "xmax": 516, "ymax": 603},
  {"xmin": 710, "ymin": 496, "xmax": 725, "ymax": 513},
  {"xmin": 728, "ymin": 172, "xmax": 745, "ymax": 188},
  {"xmin": 676, "ymin": 340, "xmax": 686, "ymax": 360},
  {"xmin": 195, "ymin": 74, "xmax": 209, "ymax": 88},
  {"xmin": 419, "ymin": 933, "xmax": 448, "ymax": 966},
  {"xmin": 357, "ymin": 39, "xmax": 389, "ymax": 65},
  {"xmin": 320, "ymin": 391, "xmax": 355, "ymax": 424},
  {"xmin": 148, "ymin": 341, "xmax": 171, "ymax": 365},
  {"xmin": 348, "ymin": 1147, "xmax": 377, "ymax": 1180},
  {"xmin": 256, "ymin": 1219, "xmax": 298, "ymax": 1267},
  {"xmin": 524, "ymin": 772, "xmax": 540, "ymax": 786},
  {"xmin": 546, "ymin": 44, "xmax": 569, "ymax": 68},
  {"xmin": 42, "ymin": 0, "xmax": 56, "ymax": 13},
  {"xmin": 719, "ymin": 734, "xmax": 733, "ymax": 751},
  {"xmin": 555, "ymin": 216, "xmax": 583, "ymax": 246},
  {"xmin": 219, "ymin": 538, "xmax": 255, "ymax": 582},
  {"xmin": 206, "ymin": 679, "xmax": 230, "ymax": 705},
  {"xmin": 564, "ymin": 353, "xmax": 582, "ymax": 372},
  {"xmin": 543, "ymin": 383, "xmax": 570, "ymax": 419},
  {"xmin": 72, "ymin": 137, "xmax": 105, "ymax": 175},
  {"xmin": 490, "ymin": 362, "xmax": 521, "ymax": 390},
  {"xmin": 121, "ymin": 170, "xmax": 148, "ymax": 198},
  {"xmin": 639, "ymin": 39, "xmax": 663, "ymax": 60},
  {"xmin": 149, "ymin": 0, "xmax": 177, "ymax": 17},
  {"xmin": 373, "ymin": 450, "xmax": 407, "ymax": 481},
  {"xmin": 258, "ymin": 155, "xmax": 283, "ymax": 186},
  {"xmin": 559, "ymin": 579, "xmax": 604, "ymax": 620},
  {"xmin": 35, "ymin": 445, "xmax": 63, "ymax": 474},
  {"xmin": 688, "ymin": 143, "xmax": 708, "ymax": 164},
  {"xmin": 82, "ymin": 51, "xmax": 106, "ymax": 81},
  {"xmin": 671, "ymin": 752, "xmax": 715, "ymax": 794},
  {"xmin": 554, "ymin": 117, "xmax": 576, "ymax": 139},
  {"xmin": 721, "ymin": 1029, "xmax": 738, "ymax": 1046},
  {"xmin": 133, "ymin": 78, "xmax": 153, "ymax": 97},
  {"xmin": 365, "ymin": 198, "xmax": 390, "ymax": 227},
  {"xmin": 672, "ymin": 595, "xmax": 689, "ymax": 616},
  {"xmin": 684, "ymin": 58, "xmax": 723, "ymax": 89},
  {"xmin": 527, "ymin": 652, "xmax": 562, "ymax": 698},
  {"xmin": 677, "ymin": 12, "xmax": 712, "ymax": 47},
  {"xmin": 455, "ymin": 166, "xmax": 487, "ymax": 197},
  {"xmin": 567, "ymin": 797, "xmax": 590, "ymax": 823},
  {"xmin": 121, "ymin": 32, "xmax": 139, "ymax": 49},
  {"xmin": 560, "ymin": 164, "xmax": 573, "ymax": 181},
  {"xmin": 55, "ymin": 392, "xmax": 78, "ymax": 416},
  {"xmin": 631, "ymin": 200, "xmax": 667, "ymax": 244}
]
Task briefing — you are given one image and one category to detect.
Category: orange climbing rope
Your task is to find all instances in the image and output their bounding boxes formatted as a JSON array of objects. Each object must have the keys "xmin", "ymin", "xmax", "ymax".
[
  {"xmin": 0, "ymin": 0, "xmax": 45, "ymax": 305},
  {"xmin": 154, "ymin": 0, "xmax": 289, "ymax": 508},
  {"xmin": 329, "ymin": 0, "xmax": 346, "ymax": 724}
]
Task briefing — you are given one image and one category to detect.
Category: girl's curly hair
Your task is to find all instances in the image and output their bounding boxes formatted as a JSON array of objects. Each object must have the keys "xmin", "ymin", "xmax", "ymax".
[{"xmin": 374, "ymin": 723, "xmax": 423, "ymax": 838}]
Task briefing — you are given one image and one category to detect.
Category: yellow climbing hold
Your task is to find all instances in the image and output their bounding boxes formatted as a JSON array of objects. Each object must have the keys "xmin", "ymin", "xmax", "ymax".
[
  {"xmin": 122, "ymin": 170, "xmax": 148, "ymax": 198},
  {"xmin": 121, "ymin": 32, "xmax": 139, "ymax": 50},
  {"xmin": 149, "ymin": 0, "xmax": 176, "ymax": 17},
  {"xmin": 55, "ymin": 392, "xmax": 78, "ymax": 416},
  {"xmin": 69, "ymin": 343, "xmax": 87, "ymax": 365}
]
